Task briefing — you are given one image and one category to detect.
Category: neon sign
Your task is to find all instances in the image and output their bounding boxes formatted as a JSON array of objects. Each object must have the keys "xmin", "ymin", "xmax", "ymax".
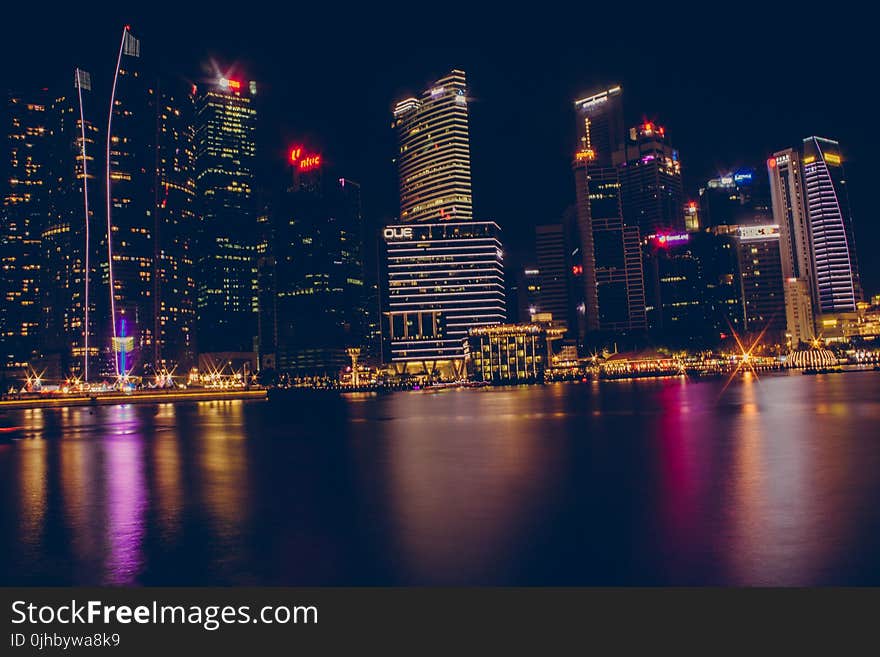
[
  {"xmin": 289, "ymin": 146, "xmax": 321, "ymax": 171},
  {"xmin": 384, "ymin": 227, "xmax": 413, "ymax": 240},
  {"xmin": 298, "ymin": 155, "xmax": 321, "ymax": 171}
]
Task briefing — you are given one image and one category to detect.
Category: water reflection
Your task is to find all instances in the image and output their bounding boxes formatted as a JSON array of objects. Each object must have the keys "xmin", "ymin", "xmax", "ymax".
[{"xmin": 1, "ymin": 373, "xmax": 880, "ymax": 585}]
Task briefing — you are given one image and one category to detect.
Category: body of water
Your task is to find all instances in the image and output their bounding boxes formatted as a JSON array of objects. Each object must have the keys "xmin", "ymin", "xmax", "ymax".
[{"xmin": 2, "ymin": 371, "xmax": 880, "ymax": 585}]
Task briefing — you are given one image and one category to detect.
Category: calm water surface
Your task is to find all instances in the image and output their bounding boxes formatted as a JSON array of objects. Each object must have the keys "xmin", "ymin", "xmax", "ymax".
[{"xmin": 2, "ymin": 371, "xmax": 880, "ymax": 585}]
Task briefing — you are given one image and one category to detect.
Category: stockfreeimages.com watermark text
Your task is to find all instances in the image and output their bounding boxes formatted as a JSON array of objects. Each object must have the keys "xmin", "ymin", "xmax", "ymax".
[{"xmin": 11, "ymin": 599, "xmax": 318, "ymax": 632}]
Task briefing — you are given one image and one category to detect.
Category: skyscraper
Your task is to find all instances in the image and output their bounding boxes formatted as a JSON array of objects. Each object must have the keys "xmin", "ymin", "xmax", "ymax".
[
  {"xmin": 393, "ymin": 70, "xmax": 472, "ymax": 223},
  {"xmin": 801, "ymin": 136, "xmax": 861, "ymax": 315},
  {"xmin": 572, "ymin": 85, "xmax": 647, "ymax": 340},
  {"xmin": 194, "ymin": 74, "xmax": 258, "ymax": 354},
  {"xmin": 104, "ymin": 26, "xmax": 154, "ymax": 376},
  {"xmin": 1, "ymin": 90, "xmax": 51, "ymax": 372},
  {"xmin": 383, "ymin": 221, "xmax": 506, "ymax": 377},
  {"xmin": 736, "ymin": 224, "xmax": 786, "ymax": 342},
  {"xmin": 768, "ymin": 147, "xmax": 817, "ymax": 345},
  {"xmin": 574, "ymin": 86, "xmax": 624, "ymax": 160},
  {"xmin": 41, "ymin": 70, "xmax": 99, "ymax": 379},
  {"xmin": 386, "ymin": 70, "xmax": 505, "ymax": 377},
  {"xmin": 154, "ymin": 79, "xmax": 197, "ymax": 370},
  {"xmin": 534, "ymin": 223, "xmax": 571, "ymax": 329},
  {"xmin": 264, "ymin": 148, "xmax": 367, "ymax": 376},
  {"xmin": 617, "ymin": 122, "xmax": 684, "ymax": 234}
]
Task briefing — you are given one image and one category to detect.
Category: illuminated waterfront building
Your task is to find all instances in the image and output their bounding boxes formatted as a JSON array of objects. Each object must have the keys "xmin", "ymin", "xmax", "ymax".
[
  {"xmin": 383, "ymin": 221, "xmax": 506, "ymax": 377},
  {"xmin": 465, "ymin": 322, "xmax": 560, "ymax": 384},
  {"xmin": 393, "ymin": 70, "xmax": 472, "ymax": 223},
  {"xmin": 1, "ymin": 90, "xmax": 51, "ymax": 370},
  {"xmin": 154, "ymin": 80, "xmax": 197, "ymax": 370},
  {"xmin": 617, "ymin": 121, "xmax": 684, "ymax": 234},
  {"xmin": 263, "ymin": 148, "xmax": 367, "ymax": 376},
  {"xmin": 194, "ymin": 73, "xmax": 258, "ymax": 354},
  {"xmin": 801, "ymin": 136, "xmax": 861, "ymax": 314},
  {"xmin": 41, "ymin": 70, "xmax": 99, "ymax": 378},
  {"xmin": 736, "ymin": 224, "xmax": 786, "ymax": 342},
  {"xmin": 103, "ymin": 26, "xmax": 155, "ymax": 375},
  {"xmin": 768, "ymin": 148, "xmax": 816, "ymax": 345},
  {"xmin": 643, "ymin": 232, "xmax": 705, "ymax": 346}
]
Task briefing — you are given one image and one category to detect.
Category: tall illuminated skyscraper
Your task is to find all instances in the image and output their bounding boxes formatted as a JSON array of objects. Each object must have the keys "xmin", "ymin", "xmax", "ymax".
[
  {"xmin": 801, "ymin": 136, "xmax": 861, "ymax": 314},
  {"xmin": 1, "ymin": 90, "xmax": 51, "ymax": 371},
  {"xmin": 386, "ymin": 70, "xmax": 505, "ymax": 375},
  {"xmin": 393, "ymin": 69, "xmax": 472, "ymax": 223},
  {"xmin": 194, "ymin": 74, "xmax": 258, "ymax": 354},
  {"xmin": 768, "ymin": 148, "xmax": 814, "ymax": 345},
  {"xmin": 154, "ymin": 80, "xmax": 197, "ymax": 369}
]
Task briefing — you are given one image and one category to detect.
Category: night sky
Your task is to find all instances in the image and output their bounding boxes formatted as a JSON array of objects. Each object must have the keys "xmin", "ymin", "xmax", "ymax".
[{"xmin": 4, "ymin": 5, "xmax": 875, "ymax": 295}]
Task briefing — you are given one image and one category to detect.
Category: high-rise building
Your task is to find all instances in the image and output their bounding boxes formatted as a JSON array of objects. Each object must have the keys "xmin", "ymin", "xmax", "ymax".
[
  {"xmin": 41, "ymin": 70, "xmax": 99, "ymax": 379},
  {"xmin": 699, "ymin": 167, "xmax": 772, "ymax": 228},
  {"xmin": 264, "ymin": 148, "xmax": 367, "ymax": 376},
  {"xmin": 572, "ymin": 86, "xmax": 648, "ymax": 344},
  {"xmin": 736, "ymin": 224, "xmax": 786, "ymax": 342},
  {"xmin": 194, "ymin": 74, "xmax": 258, "ymax": 354},
  {"xmin": 573, "ymin": 154, "xmax": 647, "ymax": 337},
  {"xmin": 768, "ymin": 148, "xmax": 816, "ymax": 345},
  {"xmin": 517, "ymin": 265, "xmax": 542, "ymax": 322},
  {"xmin": 393, "ymin": 70, "xmax": 472, "ymax": 223},
  {"xmin": 617, "ymin": 122, "xmax": 684, "ymax": 234},
  {"xmin": 383, "ymin": 221, "xmax": 506, "ymax": 377},
  {"xmin": 574, "ymin": 86, "xmax": 624, "ymax": 162},
  {"xmin": 104, "ymin": 26, "xmax": 155, "ymax": 376},
  {"xmin": 643, "ymin": 232, "xmax": 706, "ymax": 346},
  {"xmin": 154, "ymin": 79, "xmax": 197, "ymax": 370},
  {"xmin": 534, "ymin": 223, "xmax": 571, "ymax": 329},
  {"xmin": 1, "ymin": 90, "xmax": 51, "ymax": 372},
  {"xmin": 801, "ymin": 136, "xmax": 861, "ymax": 314}
]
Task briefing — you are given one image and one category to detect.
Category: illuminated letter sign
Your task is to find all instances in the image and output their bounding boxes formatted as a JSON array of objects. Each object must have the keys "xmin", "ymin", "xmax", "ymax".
[
  {"xmin": 384, "ymin": 227, "xmax": 413, "ymax": 240},
  {"xmin": 298, "ymin": 154, "xmax": 322, "ymax": 171},
  {"xmin": 289, "ymin": 146, "xmax": 303, "ymax": 164},
  {"xmin": 227, "ymin": 80, "xmax": 241, "ymax": 90}
]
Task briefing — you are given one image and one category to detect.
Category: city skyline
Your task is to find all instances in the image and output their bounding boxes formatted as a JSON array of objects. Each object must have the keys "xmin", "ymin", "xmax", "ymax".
[
  {"xmin": 2, "ymin": 18, "xmax": 877, "ymax": 384},
  {"xmin": 1, "ymin": 8, "xmax": 876, "ymax": 299}
]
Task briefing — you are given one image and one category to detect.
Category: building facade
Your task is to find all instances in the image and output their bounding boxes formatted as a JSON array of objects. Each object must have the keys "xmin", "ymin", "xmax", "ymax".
[
  {"xmin": 194, "ymin": 75, "xmax": 259, "ymax": 354},
  {"xmin": 393, "ymin": 70, "xmax": 472, "ymax": 223},
  {"xmin": 383, "ymin": 221, "xmax": 506, "ymax": 377},
  {"xmin": 1, "ymin": 90, "xmax": 51, "ymax": 372},
  {"xmin": 736, "ymin": 224, "xmax": 786, "ymax": 342},
  {"xmin": 264, "ymin": 150, "xmax": 367, "ymax": 377},
  {"xmin": 801, "ymin": 136, "xmax": 861, "ymax": 315},
  {"xmin": 40, "ymin": 70, "xmax": 99, "ymax": 379},
  {"xmin": 617, "ymin": 122, "xmax": 684, "ymax": 235},
  {"xmin": 465, "ymin": 323, "xmax": 551, "ymax": 384}
]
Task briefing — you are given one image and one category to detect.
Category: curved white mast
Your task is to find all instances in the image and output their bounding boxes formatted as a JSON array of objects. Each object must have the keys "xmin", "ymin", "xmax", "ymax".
[
  {"xmin": 76, "ymin": 69, "xmax": 90, "ymax": 381},
  {"xmin": 105, "ymin": 27, "xmax": 129, "ymax": 377}
]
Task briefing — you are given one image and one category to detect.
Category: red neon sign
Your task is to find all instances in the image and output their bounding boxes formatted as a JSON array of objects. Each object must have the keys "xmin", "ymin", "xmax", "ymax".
[
  {"xmin": 227, "ymin": 79, "xmax": 241, "ymax": 90},
  {"xmin": 571, "ymin": 265, "xmax": 583, "ymax": 276},
  {"xmin": 298, "ymin": 154, "xmax": 322, "ymax": 171},
  {"xmin": 289, "ymin": 146, "xmax": 303, "ymax": 163}
]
